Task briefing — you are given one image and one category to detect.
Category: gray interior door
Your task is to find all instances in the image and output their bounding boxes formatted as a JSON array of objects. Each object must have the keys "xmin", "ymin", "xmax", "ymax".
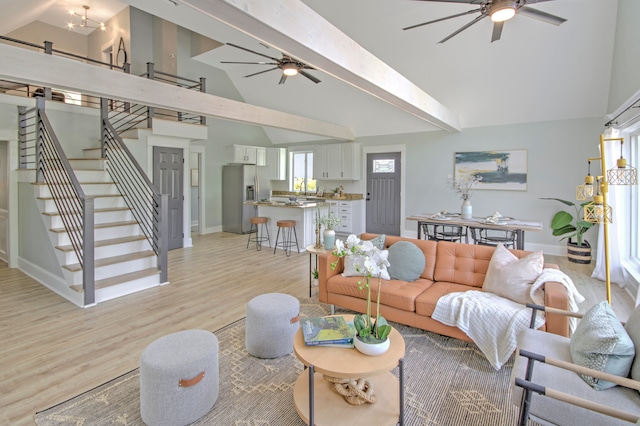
[
  {"xmin": 153, "ymin": 146, "xmax": 184, "ymax": 250},
  {"xmin": 366, "ymin": 152, "xmax": 401, "ymax": 236}
]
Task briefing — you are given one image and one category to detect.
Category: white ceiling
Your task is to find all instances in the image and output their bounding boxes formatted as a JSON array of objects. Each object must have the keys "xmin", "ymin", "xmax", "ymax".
[{"xmin": 1, "ymin": 0, "xmax": 619, "ymax": 144}]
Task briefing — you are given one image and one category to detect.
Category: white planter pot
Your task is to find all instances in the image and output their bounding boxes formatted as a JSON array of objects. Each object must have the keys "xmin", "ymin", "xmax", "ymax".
[{"xmin": 354, "ymin": 336, "xmax": 390, "ymax": 356}]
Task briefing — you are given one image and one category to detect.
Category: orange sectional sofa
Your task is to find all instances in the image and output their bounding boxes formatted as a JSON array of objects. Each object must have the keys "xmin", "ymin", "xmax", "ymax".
[{"xmin": 318, "ymin": 233, "xmax": 571, "ymax": 342}]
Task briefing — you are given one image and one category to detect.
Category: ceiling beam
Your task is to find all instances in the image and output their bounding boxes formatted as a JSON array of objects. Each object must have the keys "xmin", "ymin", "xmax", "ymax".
[
  {"xmin": 180, "ymin": 0, "xmax": 460, "ymax": 132},
  {"xmin": 0, "ymin": 43, "xmax": 354, "ymax": 141}
]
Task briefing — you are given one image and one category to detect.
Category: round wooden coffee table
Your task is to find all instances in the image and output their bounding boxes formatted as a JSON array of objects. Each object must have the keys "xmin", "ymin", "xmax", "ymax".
[{"xmin": 293, "ymin": 315, "xmax": 406, "ymax": 425}]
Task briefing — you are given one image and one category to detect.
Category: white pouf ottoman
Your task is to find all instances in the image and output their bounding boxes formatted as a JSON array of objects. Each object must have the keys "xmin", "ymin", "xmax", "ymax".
[
  {"xmin": 246, "ymin": 293, "xmax": 300, "ymax": 358},
  {"xmin": 140, "ymin": 330, "xmax": 219, "ymax": 426}
]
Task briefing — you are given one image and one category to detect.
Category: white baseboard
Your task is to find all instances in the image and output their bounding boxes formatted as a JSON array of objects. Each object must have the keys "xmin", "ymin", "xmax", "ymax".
[{"xmin": 203, "ymin": 225, "xmax": 222, "ymax": 234}]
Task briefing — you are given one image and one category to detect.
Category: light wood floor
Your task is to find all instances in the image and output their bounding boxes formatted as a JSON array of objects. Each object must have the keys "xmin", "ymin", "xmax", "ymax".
[{"xmin": 0, "ymin": 233, "xmax": 635, "ymax": 425}]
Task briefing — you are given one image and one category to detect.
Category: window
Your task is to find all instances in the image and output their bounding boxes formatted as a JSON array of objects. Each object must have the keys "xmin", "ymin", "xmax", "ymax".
[
  {"xmin": 290, "ymin": 151, "xmax": 316, "ymax": 193},
  {"xmin": 630, "ymin": 127, "xmax": 640, "ymax": 260}
]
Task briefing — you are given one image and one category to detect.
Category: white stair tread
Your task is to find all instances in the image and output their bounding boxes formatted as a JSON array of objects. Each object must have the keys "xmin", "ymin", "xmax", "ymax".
[
  {"xmin": 70, "ymin": 267, "xmax": 160, "ymax": 292},
  {"xmin": 63, "ymin": 250, "xmax": 156, "ymax": 272},
  {"xmin": 38, "ymin": 193, "xmax": 123, "ymax": 200},
  {"xmin": 49, "ymin": 220, "xmax": 138, "ymax": 233},
  {"xmin": 43, "ymin": 207, "xmax": 130, "ymax": 217},
  {"xmin": 56, "ymin": 235, "xmax": 148, "ymax": 252}
]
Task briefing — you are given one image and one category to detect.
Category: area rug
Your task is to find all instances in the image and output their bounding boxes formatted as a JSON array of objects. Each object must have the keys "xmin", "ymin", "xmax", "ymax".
[{"xmin": 35, "ymin": 301, "xmax": 526, "ymax": 425}]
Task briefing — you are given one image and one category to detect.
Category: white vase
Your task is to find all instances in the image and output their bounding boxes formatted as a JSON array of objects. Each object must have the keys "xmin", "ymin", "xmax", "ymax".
[
  {"xmin": 354, "ymin": 336, "xmax": 391, "ymax": 356},
  {"xmin": 323, "ymin": 229, "xmax": 336, "ymax": 249},
  {"xmin": 461, "ymin": 199, "xmax": 472, "ymax": 219}
]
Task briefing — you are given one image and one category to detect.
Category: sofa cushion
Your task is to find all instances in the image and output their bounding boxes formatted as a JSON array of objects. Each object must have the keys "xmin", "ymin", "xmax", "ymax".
[
  {"xmin": 361, "ymin": 234, "xmax": 437, "ymax": 281},
  {"xmin": 624, "ymin": 305, "xmax": 640, "ymax": 382},
  {"xmin": 415, "ymin": 282, "xmax": 479, "ymax": 317},
  {"xmin": 387, "ymin": 241, "xmax": 426, "ymax": 282},
  {"xmin": 326, "ymin": 274, "xmax": 433, "ymax": 312},
  {"xmin": 366, "ymin": 234, "xmax": 386, "ymax": 250},
  {"xmin": 570, "ymin": 301, "xmax": 636, "ymax": 390},
  {"xmin": 481, "ymin": 243, "xmax": 543, "ymax": 305}
]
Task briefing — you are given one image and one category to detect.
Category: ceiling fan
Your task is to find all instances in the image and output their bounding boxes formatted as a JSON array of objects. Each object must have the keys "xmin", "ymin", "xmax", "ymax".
[
  {"xmin": 403, "ymin": 0, "xmax": 566, "ymax": 43},
  {"xmin": 221, "ymin": 43, "xmax": 321, "ymax": 85}
]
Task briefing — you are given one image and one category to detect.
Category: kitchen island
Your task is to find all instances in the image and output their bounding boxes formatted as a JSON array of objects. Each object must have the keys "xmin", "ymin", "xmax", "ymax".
[{"xmin": 247, "ymin": 201, "xmax": 331, "ymax": 253}]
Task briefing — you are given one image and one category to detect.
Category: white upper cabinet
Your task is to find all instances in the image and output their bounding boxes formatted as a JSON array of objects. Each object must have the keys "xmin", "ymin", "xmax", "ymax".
[
  {"xmin": 313, "ymin": 143, "xmax": 361, "ymax": 180},
  {"xmin": 266, "ymin": 147, "xmax": 287, "ymax": 180},
  {"xmin": 226, "ymin": 145, "xmax": 266, "ymax": 165}
]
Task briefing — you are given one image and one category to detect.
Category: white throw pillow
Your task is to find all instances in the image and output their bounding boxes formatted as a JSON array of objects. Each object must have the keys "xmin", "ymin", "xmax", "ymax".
[
  {"xmin": 342, "ymin": 254, "xmax": 390, "ymax": 280},
  {"xmin": 481, "ymin": 243, "xmax": 543, "ymax": 305}
]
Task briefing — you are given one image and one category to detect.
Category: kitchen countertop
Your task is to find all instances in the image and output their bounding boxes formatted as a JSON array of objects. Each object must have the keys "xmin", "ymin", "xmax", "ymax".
[{"xmin": 245, "ymin": 201, "xmax": 331, "ymax": 209}]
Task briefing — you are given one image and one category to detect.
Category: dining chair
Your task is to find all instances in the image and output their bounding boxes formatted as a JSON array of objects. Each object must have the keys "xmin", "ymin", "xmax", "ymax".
[
  {"xmin": 422, "ymin": 223, "xmax": 467, "ymax": 243},
  {"xmin": 469, "ymin": 226, "xmax": 517, "ymax": 249}
]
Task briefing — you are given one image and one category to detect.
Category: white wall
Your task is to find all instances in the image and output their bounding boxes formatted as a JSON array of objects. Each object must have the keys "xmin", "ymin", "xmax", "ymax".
[{"xmin": 607, "ymin": 0, "xmax": 640, "ymax": 113}]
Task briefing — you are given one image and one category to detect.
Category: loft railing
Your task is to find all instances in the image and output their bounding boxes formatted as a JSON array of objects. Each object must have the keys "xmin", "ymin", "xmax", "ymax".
[
  {"xmin": 33, "ymin": 98, "xmax": 95, "ymax": 305},
  {"xmin": 101, "ymin": 99, "xmax": 168, "ymax": 283},
  {"xmin": 106, "ymin": 99, "xmax": 149, "ymax": 135}
]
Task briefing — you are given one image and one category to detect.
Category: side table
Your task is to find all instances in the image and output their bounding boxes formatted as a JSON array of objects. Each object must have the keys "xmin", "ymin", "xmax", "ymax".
[
  {"xmin": 293, "ymin": 314, "xmax": 405, "ymax": 425},
  {"xmin": 305, "ymin": 245, "xmax": 329, "ymax": 297}
]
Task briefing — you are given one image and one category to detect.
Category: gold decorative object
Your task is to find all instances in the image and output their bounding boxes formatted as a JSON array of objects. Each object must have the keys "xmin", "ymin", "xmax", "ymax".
[{"xmin": 577, "ymin": 135, "xmax": 637, "ymax": 304}]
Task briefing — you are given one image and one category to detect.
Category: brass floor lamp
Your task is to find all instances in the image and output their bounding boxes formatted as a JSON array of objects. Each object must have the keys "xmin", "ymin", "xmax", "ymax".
[{"xmin": 577, "ymin": 134, "xmax": 637, "ymax": 304}]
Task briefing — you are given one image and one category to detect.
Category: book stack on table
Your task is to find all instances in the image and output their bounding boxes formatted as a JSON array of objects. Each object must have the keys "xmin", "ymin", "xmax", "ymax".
[{"xmin": 301, "ymin": 316, "xmax": 356, "ymax": 348}]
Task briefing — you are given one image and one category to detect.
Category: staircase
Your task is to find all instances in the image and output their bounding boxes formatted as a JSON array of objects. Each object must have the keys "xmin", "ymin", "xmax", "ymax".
[{"xmin": 33, "ymin": 147, "xmax": 163, "ymax": 304}]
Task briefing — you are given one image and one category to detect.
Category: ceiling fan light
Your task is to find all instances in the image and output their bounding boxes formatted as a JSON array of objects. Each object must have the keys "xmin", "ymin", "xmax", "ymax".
[
  {"xmin": 490, "ymin": 1, "xmax": 517, "ymax": 22},
  {"xmin": 282, "ymin": 63, "xmax": 298, "ymax": 76},
  {"xmin": 491, "ymin": 7, "xmax": 516, "ymax": 22}
]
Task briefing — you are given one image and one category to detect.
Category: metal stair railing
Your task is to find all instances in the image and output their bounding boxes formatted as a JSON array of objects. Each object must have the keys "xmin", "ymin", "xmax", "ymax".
[
  {"xmin": 101, "ymin": 99, "xmax": 168, "ymax": 283},
  {"xmin": 33, "ymin": 97, "xmax": 95, "ymax": 306}
]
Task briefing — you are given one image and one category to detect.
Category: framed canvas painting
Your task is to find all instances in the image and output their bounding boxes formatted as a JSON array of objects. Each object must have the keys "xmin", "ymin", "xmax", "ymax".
[{"xmin": 454, "ymin": 150, "xmax": 527, "ymax": 191}]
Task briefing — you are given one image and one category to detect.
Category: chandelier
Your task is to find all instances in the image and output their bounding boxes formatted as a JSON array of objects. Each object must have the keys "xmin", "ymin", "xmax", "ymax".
[{"xmin": 67, "ymin": 5, "xmax": 106, "ymax": 31}]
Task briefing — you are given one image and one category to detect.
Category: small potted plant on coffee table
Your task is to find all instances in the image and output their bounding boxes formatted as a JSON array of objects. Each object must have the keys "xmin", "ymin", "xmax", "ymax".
[{"xmin": 332, "ymin": 234, "xmax": 392, "ymax": 356}]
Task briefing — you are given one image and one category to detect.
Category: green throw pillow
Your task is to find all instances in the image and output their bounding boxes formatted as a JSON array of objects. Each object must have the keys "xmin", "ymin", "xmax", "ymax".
[
  {"xmin": 367, "ymin": 234, "xmax": 386, "ymax": 250},
  {"xmin": 387, "ymin": 241, "xmax": 425, "ymax": 282},
  {"xmin": 570, "ymin": 301, "xmax": 636, "ymax": 390},
  {"xmin": 624, "ymin": 305, "xmax": 640, "ymax": 383}
]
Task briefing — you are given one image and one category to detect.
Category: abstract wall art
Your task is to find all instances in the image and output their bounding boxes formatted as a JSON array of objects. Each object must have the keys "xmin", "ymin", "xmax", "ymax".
[{"xmin": 454, "ymin": 150, "xmax": 527, "ymax": 191}]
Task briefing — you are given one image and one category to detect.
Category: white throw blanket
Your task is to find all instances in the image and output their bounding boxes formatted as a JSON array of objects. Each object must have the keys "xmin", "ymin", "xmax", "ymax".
[
  {"xmin": 432, "ymin": 268, "xmax": 584, "ymax": 370},
  {"xmin": 432, "ymin": 291, "xmax": 542, "ymax": 370}
]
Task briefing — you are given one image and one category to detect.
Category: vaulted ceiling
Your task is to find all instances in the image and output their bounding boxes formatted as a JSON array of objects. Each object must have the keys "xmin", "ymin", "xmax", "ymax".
[{"xmin": 0, "ymin": 0, "xmax": 619, "ymax": 144}]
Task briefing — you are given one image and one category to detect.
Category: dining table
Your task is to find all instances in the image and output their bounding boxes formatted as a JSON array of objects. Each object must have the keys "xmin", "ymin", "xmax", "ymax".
[{"xmin": 406, "ymin": 213, "xmax": 543, "ymax": 250}]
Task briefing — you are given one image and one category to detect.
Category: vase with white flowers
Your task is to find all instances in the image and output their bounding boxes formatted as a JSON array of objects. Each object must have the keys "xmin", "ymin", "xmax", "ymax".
[
  {"xmin": 318, "ymin": 212, "xmax": 341, "ymax": 249},
  {"xmin": 447, "ymin": 174, "xmax": 482, "ymax": 219},
  {"xmin": 331, "ymin": 235, "xmax": 392, "ymax": 355}
]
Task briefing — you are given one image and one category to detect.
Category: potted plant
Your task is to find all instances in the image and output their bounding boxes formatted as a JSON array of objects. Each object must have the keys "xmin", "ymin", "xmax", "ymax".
[
  {"xmin": 331, "ymin": 235, "xmax": 392, "ymax": 355},
  {"xmin": 447, "ymin": 174, "xmax": 482, "ymax": 219},
  {"xmin": 311, "ymin": 268, "xmax": 319, "ymax": 286},
  {"xmin": 319, "ymin": 212, "xmax": 341, "ymax": 249},
  {"xmin": 541, "ymin": 197, "xmax": 594, "ymax": 264}
]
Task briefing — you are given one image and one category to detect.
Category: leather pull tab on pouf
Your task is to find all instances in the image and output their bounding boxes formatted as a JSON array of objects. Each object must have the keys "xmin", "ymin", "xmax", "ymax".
[{"xmin": 140, "ymin": 329, "xmax": 219, "ymax": 426}]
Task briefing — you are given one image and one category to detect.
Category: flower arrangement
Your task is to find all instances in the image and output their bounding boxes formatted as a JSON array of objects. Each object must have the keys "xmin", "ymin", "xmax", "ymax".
[
  {"xmin": 447, "ymin": 174, "xmax": 482, "ymax": 201},
  {"xmin": 318, "ymin": 212, "xmax": 342, "ymax": 230},
  {"xmin": 331, "ymin": 235, "xmax": 391, "ymax": 343}
]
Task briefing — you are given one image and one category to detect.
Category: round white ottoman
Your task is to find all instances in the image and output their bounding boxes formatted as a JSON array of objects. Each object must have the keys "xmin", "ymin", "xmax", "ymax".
[
  {"xmin": 246, "ymin": 293, "xmax": 300, "ymax": 358},
  {"xmin": 140, "ymin": 330, "xmax": 219, "ymax": 426}
]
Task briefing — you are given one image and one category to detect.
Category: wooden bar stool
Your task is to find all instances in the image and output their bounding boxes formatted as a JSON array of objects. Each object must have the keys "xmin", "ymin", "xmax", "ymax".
[
  {"xmin": 247, "ymin": 217, "xmax": 271, "ymax": 251},
  {"xmin": 273, "ymin": 220, "xmax": 300, "ymax": 256}
]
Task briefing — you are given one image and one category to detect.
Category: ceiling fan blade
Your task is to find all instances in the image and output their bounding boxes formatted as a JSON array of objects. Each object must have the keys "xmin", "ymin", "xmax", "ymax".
[
  {"xmin": 491, "ymin": 21, "xmax": 504, "ymax": 42},
  {"xmin": 403, "ymin": 8, "xmax": 482, "ymax": 30},
  {"xmin": 243, "ymin": 67, "xmax": 278, "ymax": 78},
  {"xmin": 226, "ymin": 43, "xmax": 281, "ymax": 61},
  {"xmin": 220, "ymin": 61, "xmax": 278, "ymax": 65},
  {"xmin": 300, "ymin": 70, "xmax": 321, "ymax": 84},
  {"xmin": 438, "ymin": 13, "xmax": 487, "ymax": 43},
  {"xmin": 518, "ymin": 6, "xmax": 566, "ymax": 26},
  {"xmin": 278, "ymin": 74, "xmax": 287, "ymax": 85}
]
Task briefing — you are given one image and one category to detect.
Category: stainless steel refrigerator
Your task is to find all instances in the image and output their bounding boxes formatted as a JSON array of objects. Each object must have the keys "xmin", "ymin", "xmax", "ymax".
[{"xmin": 222, "ymin": 164, "xmax": 271, "ymax": 233}]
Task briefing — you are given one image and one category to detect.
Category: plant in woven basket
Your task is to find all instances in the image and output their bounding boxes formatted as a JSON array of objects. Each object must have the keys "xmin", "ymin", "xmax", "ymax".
[{"xmin": 331, "ymin": 234, "xmax": 391, "ymax": 343}]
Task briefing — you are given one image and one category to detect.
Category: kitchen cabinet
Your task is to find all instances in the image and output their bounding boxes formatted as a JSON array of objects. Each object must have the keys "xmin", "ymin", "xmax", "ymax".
[
  {"xmin": 331, "ymin": 199, "xmax": 365, "ymax": 236},
  {"xmin": 226, "ymin": 145, "xmax": 260, "ymax": 164},
  {"xmin": 313, "ymin": 143, "xmax": 360, "ymax": 180},
  {"xmin": 266, "ymin": 147, "xmax": 287, "ymax": 180},
  {"xmin": 256, "ymin": 148, "xmax": 267, "ymax": 166}
]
